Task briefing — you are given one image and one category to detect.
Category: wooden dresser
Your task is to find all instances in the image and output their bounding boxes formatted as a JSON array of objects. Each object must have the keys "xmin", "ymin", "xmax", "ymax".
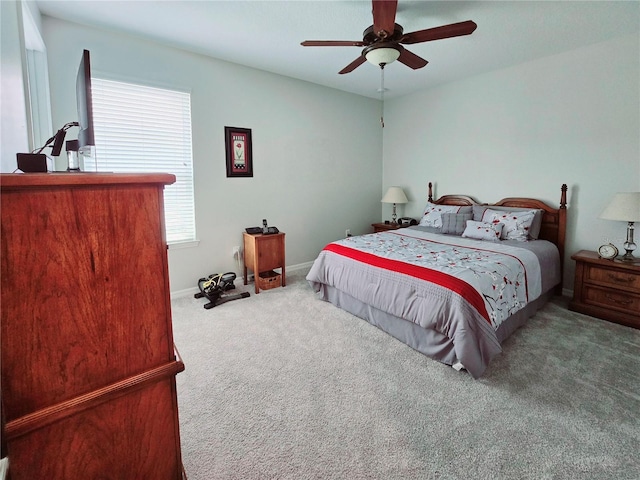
[
  {"xmin": 569, "ymin": 250, "xmax": 640, "ymax": 329},
  {"xmin": 1, "ymin": 173, "xmax": 185, "ymax": 479}
]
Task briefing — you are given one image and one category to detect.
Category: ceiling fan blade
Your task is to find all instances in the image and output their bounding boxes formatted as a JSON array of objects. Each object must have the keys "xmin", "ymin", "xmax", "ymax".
[
  {"xmin": 372, "ymin": 0, "xmax": 398, "ymax": 39},
  {"xmin": 397, "ymin": 48, "xmax": 428, "ymax": 70},
  {"xmin": 401, "ymin": 20, "xmax": 477, "ymax": 45},
  {"xmin": 301, "ymin": 40, "xmax": 366, "ymax": 47},
  {"xmin": 339, "ymin": 56, "xmax": 366, "ymax": 74}
]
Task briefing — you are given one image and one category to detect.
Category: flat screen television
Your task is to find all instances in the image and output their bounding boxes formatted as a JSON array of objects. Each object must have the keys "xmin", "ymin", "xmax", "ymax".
[
  {"xmin": 32, "ymin": 49, "xmax": 96, "ymax": 169},
  {"xmin": 76, "ymin": 49, "xmax": 95, "ymax": 155}
]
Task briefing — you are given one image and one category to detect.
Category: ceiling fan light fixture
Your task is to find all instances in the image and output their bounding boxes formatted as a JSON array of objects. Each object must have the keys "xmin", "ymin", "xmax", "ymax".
[{"xmin": 364, "ymin": 44, "xmax": 401, "ymax": 66}]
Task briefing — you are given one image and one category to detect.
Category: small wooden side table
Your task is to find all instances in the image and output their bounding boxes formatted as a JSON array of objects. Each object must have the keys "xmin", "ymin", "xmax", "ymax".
[
  {"xmin": 243, "ymin": 232, "xmax": 286, "ymax": 294},
  {"xmin": 569, "ymin": 250, "xmax": 640, "ymax": 329},
  {"xmin": 371, "ymin": 222, "xmax": 407, "ymax": 233}
]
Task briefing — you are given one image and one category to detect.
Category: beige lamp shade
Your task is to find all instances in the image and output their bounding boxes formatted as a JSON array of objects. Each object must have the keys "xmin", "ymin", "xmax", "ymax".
[
  {"xmin": 599, "ymin": 192, "xmax": 640, "ymax": 222},
  {"xmin": 381, "ymin": 186, "xmax": 408, "ymax": 204},
  {"xmin": 600, "ymin": 192, "xmax": 640, "ymax": 262}
]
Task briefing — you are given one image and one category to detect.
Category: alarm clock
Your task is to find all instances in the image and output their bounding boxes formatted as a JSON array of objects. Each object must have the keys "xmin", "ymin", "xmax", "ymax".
[
  {"xmin": 598, "ymin": 243, "xmax": 619, "ymax": 260},
  {"xmin": 397, "ymin": 217, "xmax": 418, "ymax": 227}
]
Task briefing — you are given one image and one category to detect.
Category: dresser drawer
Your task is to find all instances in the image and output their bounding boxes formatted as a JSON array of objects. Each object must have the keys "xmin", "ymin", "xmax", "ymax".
[
  {"xmin": 586, "ymin": 264, "xmax": 640, "ymax": 292},
  {"xmin": 583, "ymin": 284, "xmax": 640, "ymax": 314}
]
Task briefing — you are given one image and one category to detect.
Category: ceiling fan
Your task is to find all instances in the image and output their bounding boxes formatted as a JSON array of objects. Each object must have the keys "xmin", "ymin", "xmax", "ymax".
[{"xmin": 301, "ymin": 0, "xmax": 477, "ymax": 74}]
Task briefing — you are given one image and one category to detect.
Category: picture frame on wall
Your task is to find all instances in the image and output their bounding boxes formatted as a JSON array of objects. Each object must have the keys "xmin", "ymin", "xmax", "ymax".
[{"xmin": 225, "ymin": 126, "xmax": 253, "ymax": 177}]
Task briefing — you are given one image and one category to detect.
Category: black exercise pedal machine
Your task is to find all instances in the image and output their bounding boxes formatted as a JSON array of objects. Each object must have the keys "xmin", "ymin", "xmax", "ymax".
[{"xmin": 194, "ymin": 272, "xmax": 250, "ymax": 309}]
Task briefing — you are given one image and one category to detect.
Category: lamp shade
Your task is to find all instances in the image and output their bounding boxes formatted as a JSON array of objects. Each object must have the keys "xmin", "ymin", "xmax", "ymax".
[
  {"xmin": 365, "ymin": 46, "xmax": 401, "ymax": 66},
  {"xmin": 599, "ymin": 192, "xmax": 640, "ymax": 222},
  {"xmin": 381, "ymin": 186, "xmax": 408, "ymax": 204}
]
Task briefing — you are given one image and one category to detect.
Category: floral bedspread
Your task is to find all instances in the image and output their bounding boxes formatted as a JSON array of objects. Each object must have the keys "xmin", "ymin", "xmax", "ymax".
[{"xmin": 327, "ymin": 229, "xmax": 541, "ymax": 330}]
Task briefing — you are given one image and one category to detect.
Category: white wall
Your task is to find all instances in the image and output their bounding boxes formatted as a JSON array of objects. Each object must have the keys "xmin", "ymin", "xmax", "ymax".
[
  {"xmin": 1, "ymin": 0, "xmax": 30, "ymax": 171},
  {"xmin": 41, "ymin": 17, "xmax": 383, "ymax": 294},
  {"xmin": 11, "ymin": 9, "xmax": 639, "ymax": 294},
  {"xmin": 383, "ymin": 33, "xmax": 640, "ymax": 291}
]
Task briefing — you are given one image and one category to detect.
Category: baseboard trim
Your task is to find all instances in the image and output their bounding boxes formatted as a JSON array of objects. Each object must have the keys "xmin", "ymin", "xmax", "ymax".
[
  {"xmin": 170, "ymin": 261, "xmax": 314, "ymax": 299},
  {"xmin": 171, "ymin": 264, "xmax": 574, "ymax": 303}
]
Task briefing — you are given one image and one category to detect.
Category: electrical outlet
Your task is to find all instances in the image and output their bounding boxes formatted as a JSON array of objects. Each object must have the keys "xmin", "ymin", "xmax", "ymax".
[
  {"xmin": 346, "ymin": 229, "xmax": 352, "ymax": 237},
  {"xmin": 232, "ymin": 246, "xmax": 240, "ymax": 258}
]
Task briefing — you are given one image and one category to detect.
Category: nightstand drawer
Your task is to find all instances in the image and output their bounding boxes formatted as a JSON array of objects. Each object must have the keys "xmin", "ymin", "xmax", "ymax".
[
  {"xmin": 586, "ymin": 265, "xmax": 640, "ymax": 292},
  {"xmin": 583, "ymin": 284, "xmax": 640, "ymax": 314}
]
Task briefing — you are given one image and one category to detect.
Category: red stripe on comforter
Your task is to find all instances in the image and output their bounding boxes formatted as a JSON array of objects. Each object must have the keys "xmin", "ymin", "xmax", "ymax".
[{"xmin": 323, "ymin": 243, "xmax": 491, "ymax": 324}]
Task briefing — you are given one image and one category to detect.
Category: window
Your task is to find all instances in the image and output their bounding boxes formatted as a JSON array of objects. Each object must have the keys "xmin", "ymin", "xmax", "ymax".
[
  {"xmin": 86, "ymin": 78, "xmax": 196, "ymax": 245},
  {"xmin": 22, "ymin": 2, "xmax": 53, "ymax": 152}
]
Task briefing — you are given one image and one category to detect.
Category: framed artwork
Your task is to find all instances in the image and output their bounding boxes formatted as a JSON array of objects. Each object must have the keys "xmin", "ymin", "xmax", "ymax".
[{"xmin": 225, "ymin": 126, "xmax": 253, "ymax": 177}]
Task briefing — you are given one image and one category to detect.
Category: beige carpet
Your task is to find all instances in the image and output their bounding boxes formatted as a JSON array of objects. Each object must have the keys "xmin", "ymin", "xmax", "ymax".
[{"xmin": 171, "ymin": 270, "xmax": 640, "ymax": 480}]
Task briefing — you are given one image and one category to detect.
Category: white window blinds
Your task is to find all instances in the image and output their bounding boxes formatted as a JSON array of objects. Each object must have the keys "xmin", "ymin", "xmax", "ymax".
[{"xmin": 87, "ymin": 78, "xmax": 196, "ymax": 244}]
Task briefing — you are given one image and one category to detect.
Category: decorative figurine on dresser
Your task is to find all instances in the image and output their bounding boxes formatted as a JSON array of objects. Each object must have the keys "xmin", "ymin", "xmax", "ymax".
[{"xmin": 1, "ymin": 173, "xmax": 186, "ymax": 479}]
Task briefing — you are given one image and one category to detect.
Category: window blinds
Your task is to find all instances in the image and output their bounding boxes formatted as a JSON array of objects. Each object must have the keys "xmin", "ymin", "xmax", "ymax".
[{"xmin": 87, "ymin": 78, "xmax": 196, "ymax": 244}]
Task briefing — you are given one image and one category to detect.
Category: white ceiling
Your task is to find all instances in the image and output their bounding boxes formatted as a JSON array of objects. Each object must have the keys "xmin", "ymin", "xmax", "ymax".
[{"xmin": 35, "ymin": 0, "xmax": 640, "ymax": 100}]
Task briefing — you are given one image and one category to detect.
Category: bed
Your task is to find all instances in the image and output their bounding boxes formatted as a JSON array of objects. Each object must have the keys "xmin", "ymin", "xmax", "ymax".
[{"xmin": 306, "ymin": 182, "xmax": 568, "ymax": 378}]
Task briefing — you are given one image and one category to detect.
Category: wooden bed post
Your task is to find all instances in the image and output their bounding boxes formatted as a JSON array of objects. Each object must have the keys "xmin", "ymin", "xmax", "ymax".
[
  {"xmin": 557, "ymin": 184, "xmax": 568, "ymax": 295},
  {"xmin": 428, "ymin": 182, "xmax": 434, "ymax": 203}
]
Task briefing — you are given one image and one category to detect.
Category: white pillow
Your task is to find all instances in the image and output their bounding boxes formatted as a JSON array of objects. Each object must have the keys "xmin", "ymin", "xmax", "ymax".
[
  {"xmin": 462, "ymin": 221, "xmax": 503, "ymax": 242},
  {"xmin": 473, "ymin": 205, "xmax": 544, "ymax": 239},
  {"xmin": 419, "ymin": 203, "xmax": 471, "ymax": 228},
  {"xmin": 481, "ymin": 208, "xmax": 536, "ymax": 242}
]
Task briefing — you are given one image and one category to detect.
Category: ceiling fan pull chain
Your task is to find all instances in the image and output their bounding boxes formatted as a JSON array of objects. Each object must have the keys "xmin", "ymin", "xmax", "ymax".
[{"xmin": 380, "ymin": 65, "xmax": 385, "ymax": 128}]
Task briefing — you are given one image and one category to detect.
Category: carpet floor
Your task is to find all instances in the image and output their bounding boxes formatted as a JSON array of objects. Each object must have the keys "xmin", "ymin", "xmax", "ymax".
[{"xmin": 171, "ymin": 270, "xmax": 640, "ymax": 480}]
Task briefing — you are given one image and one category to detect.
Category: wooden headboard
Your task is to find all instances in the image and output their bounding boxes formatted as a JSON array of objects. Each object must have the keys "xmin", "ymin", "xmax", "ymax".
[
  {"xmin": 428, "ymin": 182, "xmax": 479, "ymax": 206},
  {"xmin": 492, "ymin": 188, "xmax": 568, "ymax": 265},
  {"xmin": 428, "ymin": 182, "xmax": 568, "ymax": 293}
]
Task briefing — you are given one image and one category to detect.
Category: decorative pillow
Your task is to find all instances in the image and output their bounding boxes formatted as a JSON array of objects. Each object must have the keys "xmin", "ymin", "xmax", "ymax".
[
  {"xmin": 473, "ymin": 205, "xmax": 544, "ymax": 239},
  {"xmin": 441, "ymin": 213, "xmax": 473, "ymax": 235},
  {"xmin": 419, "ymin": 203, "xmax": 473, "ymax": 228},
  {"xmin": 462, "ymin": 221, "xmax": 503, "ymax": 242},
  {"xmin": 481, "ymin": 208, "xmax": 536, "ymax": 242}
]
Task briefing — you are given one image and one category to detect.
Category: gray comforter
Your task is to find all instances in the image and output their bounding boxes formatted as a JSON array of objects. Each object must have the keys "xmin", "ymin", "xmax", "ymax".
[{"xmin": 307, "ymin": 227, "xmax": 561, "ymax": 378}]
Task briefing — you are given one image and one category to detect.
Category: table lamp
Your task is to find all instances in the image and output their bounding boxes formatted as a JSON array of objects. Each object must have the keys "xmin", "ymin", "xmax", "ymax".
[
  {"xmin": 381, "ymin": 186, "xmax": 408, "ymax": 224},
  {"xmin": 599, "ymin": 192, "xmax": 640, "ymax": 262}
]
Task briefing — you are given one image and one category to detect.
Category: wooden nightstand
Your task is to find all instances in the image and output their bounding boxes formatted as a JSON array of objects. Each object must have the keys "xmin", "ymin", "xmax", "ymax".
[
  {"xmin": 569, "ymin": 250, "xmax": 640, "ymax": 329},
  {"xmin": 243, "ymin": 232, "xmax": 286, "ymax": 294},
  {"xmin": 372, "ymin": 222, "xmax": 407, "ymax": 233}
]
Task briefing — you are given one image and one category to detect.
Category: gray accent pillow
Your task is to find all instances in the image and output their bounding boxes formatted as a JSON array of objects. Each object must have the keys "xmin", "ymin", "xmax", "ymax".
[
  {"xmin": 419, "ymin": 203, "xmax": 473, "ymax": 228},
  {"xmin": 472, "ymin": 205, "xmax": 544, "ymax": 239},
  {"xmin": 441, "ymin": 213, "xmax": 473, "ymax": 235}
]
